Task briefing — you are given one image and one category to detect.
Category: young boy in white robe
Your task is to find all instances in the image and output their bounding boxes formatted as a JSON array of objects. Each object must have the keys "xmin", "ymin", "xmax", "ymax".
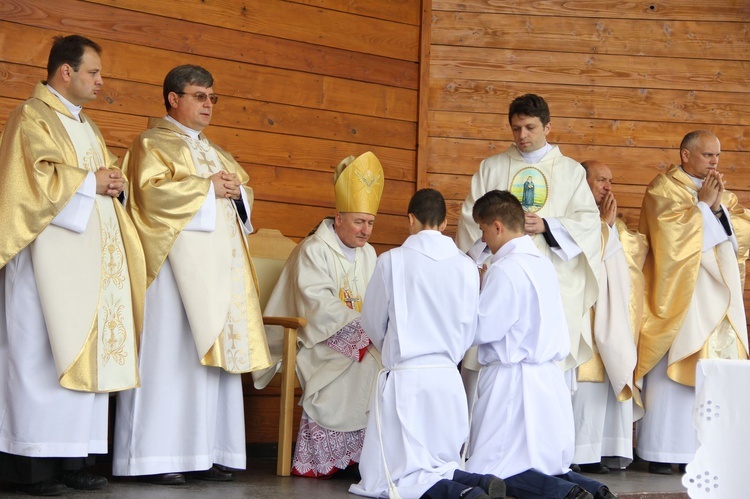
[
  {"xmin": 350, "ymin": 188, "xmax": 505, "ymax": 499},
  {"xmin": 464, "ymin": 190, "xmax": 616, "ymax": 499}
]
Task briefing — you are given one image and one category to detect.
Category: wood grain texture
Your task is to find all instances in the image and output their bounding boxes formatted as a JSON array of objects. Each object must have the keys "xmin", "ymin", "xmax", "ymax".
[
  {"xmin": 82, "ymin": 0, "xmax": 420, "ymax": 61},
  {"xmin": 429, "ymin": 79, "xmax": 750, "ymax": 126},
  {"xmin": 433, "ymin": 0, "xmax": 750, "ymax": 22},
  {"xmin": 432, "ymin": 12, "xmax": 750, "ymax": 61},
  {"xmin": 431, "ymin": 45, "xmax": 750, "ymax": 93}
]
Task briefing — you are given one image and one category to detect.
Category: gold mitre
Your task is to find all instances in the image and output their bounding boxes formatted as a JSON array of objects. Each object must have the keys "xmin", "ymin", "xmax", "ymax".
[{"xmin": 334, "ymin": 151, "xmax": 384, "ymax": 216}]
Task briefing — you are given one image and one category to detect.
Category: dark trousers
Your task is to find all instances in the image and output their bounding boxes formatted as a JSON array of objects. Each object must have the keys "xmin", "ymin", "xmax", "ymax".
[
  {"xmin": 0, "ymin": 452, "xmax": 90, "ymax": 485},
  {"xmin": 505, "ymin": 468, "xmax": 605, "ymax": 498}
]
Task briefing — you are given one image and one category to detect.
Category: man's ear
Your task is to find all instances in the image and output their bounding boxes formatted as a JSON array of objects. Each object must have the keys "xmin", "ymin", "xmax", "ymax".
[{"xmin": 438, "ymin": 219, "xmax": 447, "ymax": 232}]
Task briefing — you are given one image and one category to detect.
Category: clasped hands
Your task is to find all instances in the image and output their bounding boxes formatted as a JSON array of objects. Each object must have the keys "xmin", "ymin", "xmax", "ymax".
[
  {"xmin": 95, "ymin": 167, "xmax": 126, "ymax": 197},
  {"xmin": 698, "ymin": 169, "xmax": 725, "ymax": 213},
  {"xmin": 210, "ymin": 171, "xmax": 241, "ymax": 200}
]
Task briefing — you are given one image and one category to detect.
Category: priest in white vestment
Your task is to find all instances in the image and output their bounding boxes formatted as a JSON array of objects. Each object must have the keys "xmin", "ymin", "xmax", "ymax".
[
  {"xmin": 113, "ymin": 65, "xmax": 272, "ymax": 484},
  {"xmin": 350, "ymin": 188, "xmax": 505, "ymax": 499},
  {"xmin": 572, "ymin": 161, "xmax": 646, "ymax": 473},
  {"xmin": 456, "ymin": 95, "xmax": 600, "ymax": 401},
  {"xmin": 465, "ymin": 190, "xmax": 615, "ymax": 499},
  {"xmin": 0, "ymin": 35, "xmax": 145, "ymax": 496},
  {"xmin": 636, "ymin": 131, "xmax": 750, "ymax": 475},
  {"xmin": 253, "ymin": 152, "xmax": 384, "ymax": 477}
]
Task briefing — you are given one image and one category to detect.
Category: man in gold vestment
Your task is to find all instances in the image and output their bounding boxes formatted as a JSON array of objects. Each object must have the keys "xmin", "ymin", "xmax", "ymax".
[
  {"xmin": 113, "ymin": 65, "xmax": 271, "ymax": 485},
  {"xmin": 636, "ymin": 130, "xmax": 750, "ymax": 475},
  {"xmin": 254, "ymin": 152, "xmax": 384, "ymax": 477},
  {"xmin": 0, "ymin": 35, "xmax": 145, "ymax": 496}
]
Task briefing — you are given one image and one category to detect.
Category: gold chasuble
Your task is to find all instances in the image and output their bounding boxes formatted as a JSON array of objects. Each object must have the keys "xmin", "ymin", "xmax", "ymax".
[
  {"xmin": 0, "ymin": 83, "xmax": 145, "ymax": 392},
  {"xmin": 122, "ymin": 118, "xmax": 271, "ymax": 373},
  {"xmin": 637, "ymin": 165, "xmax": 750, "ymax": 387}
]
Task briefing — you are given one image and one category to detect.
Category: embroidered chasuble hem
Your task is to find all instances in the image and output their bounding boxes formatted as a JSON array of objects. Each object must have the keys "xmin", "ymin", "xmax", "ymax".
[
  {"xmin": 666, "ymin": 325, "xmax": 748, "ymax": 387},
  {"xmin": 59, "ymin": 312, "xmax": 141, "ymax": 393}
]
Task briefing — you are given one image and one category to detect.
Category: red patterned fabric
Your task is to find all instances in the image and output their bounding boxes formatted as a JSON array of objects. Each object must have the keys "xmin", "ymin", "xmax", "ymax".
[
  {"xmin": 291, "ymin": 411, "xmax": 365, "ymax": 478},
  {"xmin": 325, "ymin": 317, "xmax": 370, "ymax": 362}
]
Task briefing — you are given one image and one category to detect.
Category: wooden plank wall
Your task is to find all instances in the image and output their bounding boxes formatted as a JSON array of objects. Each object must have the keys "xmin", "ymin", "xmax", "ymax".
[
  {"xmin": 425, "ymin": 0, "xmax": 750, "ymax": 306},
  {"xmin": 0, "ymin": 0, "xmax": 422, "ymax": 445}
]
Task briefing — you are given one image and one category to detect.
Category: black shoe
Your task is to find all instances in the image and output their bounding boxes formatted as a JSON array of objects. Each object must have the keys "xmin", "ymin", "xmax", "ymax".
[
  {"xmin": 137, "ymin": 473, "xmax": 186, "ymax": 485},
  {"xmin": 578, "ymin": 463, "xmax": 610, "ymax": 474},
  {"xmin": 458, "ymin": 486, "xmax": 490, "ymax": 499},
  {"xmin": 678, "ymin": 463, "xmax": 687, "ymax": 473},
  {"xmin": 648, "ymin": 462, "xmax": 673, "ymax": 475},
  {"xmin": 190, "ymin": 466, "xmax": 234, "ymax": 482},
  {"xmin": 59, "ymin": 470, "xmax": 108, "ymax": 490},
  {"xmin": 570, "ymin": 463, "xmax": 581, "ymax": 473},
  {"xmin": 595, "ymin": 486, "xmax": 618, "ymax": 499},
  {"xmin": 564, "ymin": 486, "xmax": 594, "ymax": 499},
  {"xmin": 15, "ymin": 479, "xmax": 67, "ymax": 496},
  {"xmin": 477, "ymin": 474, "xmax": 505, "ymax": 498}
]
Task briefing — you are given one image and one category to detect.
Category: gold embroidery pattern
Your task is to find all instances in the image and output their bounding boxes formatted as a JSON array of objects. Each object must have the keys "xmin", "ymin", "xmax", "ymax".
[
  {"xmin": 101, "ymin": 217, "xmax": 127, "ymax": 289},
  {"xmin": 81, "ymin": 146, "xmax": 105, "ymax": 172},
  {"xmin": 101, "ymin": 296, "xmax": 128, "ymax": 366}
]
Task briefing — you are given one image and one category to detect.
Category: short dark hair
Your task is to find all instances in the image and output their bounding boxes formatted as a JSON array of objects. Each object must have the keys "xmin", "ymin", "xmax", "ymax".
[
  {"xmin": 408, "ymin": 188, "xmax": 446, "ymax": 227},
  {"xmin": 472, "ymin": 190, "xmax": 525, "ymax": 232},
  {"xmin": 508, "ymin": 93, "xmax": 550, "ymax": 126},
  {"xmin": 46, "ymin": 35, "xmax": 102, "ymax": 80},
  {"xmin": 163, "ymin": 65, "xmax": 214, "ymax": 111},
  {"xmin": 680, "ymin": 130, "xmax": 715, "ymax": 153}
]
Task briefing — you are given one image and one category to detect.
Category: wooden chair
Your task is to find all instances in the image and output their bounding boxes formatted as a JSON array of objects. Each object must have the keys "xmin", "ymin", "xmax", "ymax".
[{"xmin": 247, "ymin": 228, "xmax": 306, "ymax": 476}]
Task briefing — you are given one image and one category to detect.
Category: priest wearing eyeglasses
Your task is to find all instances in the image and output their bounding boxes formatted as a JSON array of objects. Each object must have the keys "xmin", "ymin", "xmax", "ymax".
[{"xmin": 112, "ymin": 64, "xmax": 272, "ymax": 485}]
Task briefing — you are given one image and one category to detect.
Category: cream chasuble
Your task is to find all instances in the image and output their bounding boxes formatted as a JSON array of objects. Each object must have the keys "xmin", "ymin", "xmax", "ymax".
[
  {"xmin": 637, "ymin": 166, "xmax": 750, "ymax": 387},
  {"xmin": 456, "ymin": 145, "xmax": 600, "ymax": 370},
  {"xmin": 168, "ymin": 136, "xmax": 270, "ymax": 373},
  {"xmin": 577, "ymin": 221, "xmax": 637, "ymax": 402},
  {"xmin": 256, "ymin": 219, "xmax": 380, "ymax": 431},
  {"xmin": 30, "ymin": 112, "xmax": 139, "ymax": 393}
]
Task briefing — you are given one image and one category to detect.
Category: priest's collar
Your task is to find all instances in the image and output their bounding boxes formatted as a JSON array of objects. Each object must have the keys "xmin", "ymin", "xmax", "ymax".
[
  {"xmin": 518, "ymin": 142, "xmax": 553, "ymax": 164},
  {"xmin": 328, "ymin": 222, "xmax": 357, "ymax": 262},
  {"xmin": 46, "ymin": 84, "xmax": 82, "ymax": 121},
  {"xmin": 679, "ymin": 166, "xmax": 704, "ymax": 188},
  {"xmin": 164, "ymin": 114, "xmax": 202, "ymax": 140}
]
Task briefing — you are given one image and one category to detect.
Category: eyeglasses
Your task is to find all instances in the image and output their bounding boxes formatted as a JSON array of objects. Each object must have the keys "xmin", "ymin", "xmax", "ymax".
[{"xmin": 175, "ymin": 91, "xmax": 218, "ymax": 105}]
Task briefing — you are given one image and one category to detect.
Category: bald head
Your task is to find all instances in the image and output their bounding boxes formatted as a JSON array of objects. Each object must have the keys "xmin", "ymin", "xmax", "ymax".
[
  {"xmin": 680, "ymin": 130, "xmax": 720, "ymax": 179},
  {"xmin": 582, "ymin": 160, "xmax": 613, "ymax": 205}
]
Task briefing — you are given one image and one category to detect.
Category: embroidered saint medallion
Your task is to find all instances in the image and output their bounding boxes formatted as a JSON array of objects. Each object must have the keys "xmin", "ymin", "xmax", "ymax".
[{"xmin": 510, "ymin": 167, "xmax": 548, "ymax": 213}]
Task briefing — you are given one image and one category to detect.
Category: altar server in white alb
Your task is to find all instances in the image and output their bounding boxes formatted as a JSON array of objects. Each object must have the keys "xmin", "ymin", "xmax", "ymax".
[
  {"xmin": 113, "ymin": 64, "xmax": 272, "ymax": 485},
  {"xmin": 465, "ymin": 190, "xmax": 615, "ymax": 499},
  {"xmin": 456, "ymin": 94, "xmax": 600, "ymax": 381},
  {"xmin": 572, "ymin": 160, "xmax": 646, "ymax": 473},
  {"xmin": 350, "ymin": 188, "xmax": 505, "ymax": 499},
  {"xmin": 254, "ymin": 152, "xmax": 384, "ymax": 477},
  {"xmin": 0, "ymin": 35, "xmax": 145, "ymax": 496}
]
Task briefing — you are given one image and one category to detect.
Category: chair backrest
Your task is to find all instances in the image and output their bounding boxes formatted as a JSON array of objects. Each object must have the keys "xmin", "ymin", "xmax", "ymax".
[{"xmin": 247, "ymin": 228, "xmax": 298, "ymax": 310}]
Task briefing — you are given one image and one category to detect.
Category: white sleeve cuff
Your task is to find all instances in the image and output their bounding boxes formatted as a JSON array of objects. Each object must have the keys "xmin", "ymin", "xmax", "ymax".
[
  {"xmin": 546, "ymin": 217, "xmax": 583, "ymax": 261},
  {"xmin": 183, "ymin": 182, "xmax": 216, "ymax": 232},
  {"xmin": 50, "ymin": 172, "xmax": 96, "ymax": 233}
]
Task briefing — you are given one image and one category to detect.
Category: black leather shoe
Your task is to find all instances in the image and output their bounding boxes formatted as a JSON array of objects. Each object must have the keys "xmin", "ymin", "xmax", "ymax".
[
  {"xmin": 564, "ymin": 486, "xmax": 594, "ymax": 499},
  {"xmin": 478, "ymin": 474, "xmax": 505, "ymax": 498},
  {"xmin": 594, "ymin": 486, "xmax": 618, "ymax": 499},
  {"xmin": 579, "ymin": 462, "xmax": 610, "ymax": 474},
  {"xmin": 648, "ymin": 461, "xmax": 673, "ymax": 475},
  {"xmin": 137, "ymin": 473, "xmax": 186, "ymax": 485},
  {"xmin": 15, "ymin": 479, "xmax": 67, "ymax": 496},
  {"xmin": 570, "ymin": 463, "xmax": 581, "ymax": 473},
  {"xmin": 678, "ymin": 463, "xmax": 687, "ymax": 473},
  {"xmin": 458, "ymin": 486, "xmax": 490, "ymax": 499},
  {"xmin": 190, "ymin": 466, "xmax": 234, "ymax": 482},
  {"xmin": 60, "ymin": 470, "xmax": 108, "ymax": 490}
]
